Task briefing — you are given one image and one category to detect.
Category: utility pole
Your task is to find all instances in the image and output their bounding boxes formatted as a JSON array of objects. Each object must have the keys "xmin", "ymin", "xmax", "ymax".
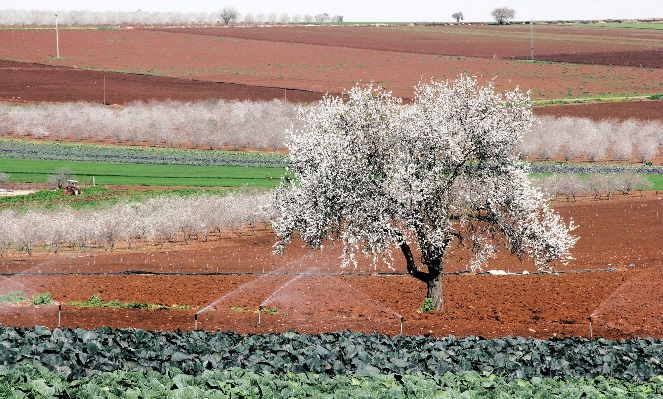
[
  {"xmin": 55, "ymin": 14, "xmax": 60, "ymax": 59},
  {"xmin": 530, "ymin": 19, "xmax": 534, "ymax": 61}
]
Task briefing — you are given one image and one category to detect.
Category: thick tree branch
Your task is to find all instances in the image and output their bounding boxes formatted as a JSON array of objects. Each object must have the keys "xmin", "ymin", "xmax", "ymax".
[{"xmin": 399, "ymin": 241, "xmax": 430, "ymax": 282}]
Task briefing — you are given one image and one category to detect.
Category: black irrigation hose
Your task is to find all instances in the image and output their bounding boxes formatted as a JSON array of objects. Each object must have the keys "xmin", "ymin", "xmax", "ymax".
[{"xmin": 0, "ymin": 267, "xmax": 620, "ymax": 277}]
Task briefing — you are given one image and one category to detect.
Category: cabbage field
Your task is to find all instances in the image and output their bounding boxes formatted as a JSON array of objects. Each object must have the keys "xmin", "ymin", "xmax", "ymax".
[{"xmin": 1, "ymin": 326, "xmax": 662, "ymax": 397}]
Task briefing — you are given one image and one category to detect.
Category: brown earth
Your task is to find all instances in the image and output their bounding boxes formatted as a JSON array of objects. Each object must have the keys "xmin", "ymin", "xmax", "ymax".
[
  {"xmin": 533, "ymin": 100, "xmax": 663, "ymax": 121},
  {"xmin": 0, "ymin": 27, "xmax": 661, "ymax": 101},
  {"xmin": 0, "ymin": 59, "xmax": 324, "ymax": 104},
  {"xmin": 1, "ymin": 193, "xmax": 661, "ymax": 339},
  {"xmin": 157, "ymin": 25, "xmax": 663, "ymax": 68}
]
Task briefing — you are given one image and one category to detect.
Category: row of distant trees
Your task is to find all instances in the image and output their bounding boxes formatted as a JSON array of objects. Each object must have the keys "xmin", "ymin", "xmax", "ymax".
[
  {"xmin": 519, "ymin": 116, "xmax": 663, "ymax": 163},
  {"xmin": 0, "ymin": 9, "xmax": 342, "ymax": 26},
  {"xmin": 1, "ymin": 101, "xmax": 661, "ymax": 161},
  {"xmin": 452, "ymin": 7, "xmax": 516, "ymax": 24},
  {"xmin": 0, "ymin": 192, "xmax": 271, "ymax": 256},
  {"xmin": 0, "ymin": 100, "xmax": 301, "ymax": 150},
  {"xmin": 532, "ymin": 173, "xmax": 652, "ymax": 202}
]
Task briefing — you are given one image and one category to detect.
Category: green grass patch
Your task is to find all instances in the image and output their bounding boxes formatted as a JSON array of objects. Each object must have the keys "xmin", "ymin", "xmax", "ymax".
[
  {"xmin": 529, "ymin": 173, "xmax": 663, "ymax": 190},
  {"xmin": 646, "ymin": 174, "xmax": 663, "ymax": 190},
  {"xmin": 0, "ymin": 291, "xmax": 26, "ymax": 304},
  {"xmin": 0, "ymin": 158, "xmax": 286, "ymax": 187},
  {"xmin": 68, "ymin": 294, "xmax": 182, "ymax": 310},
  {"xmin": 584, "ymin": 23, "xmax": 663, "ymax": 30},
  {"xmin": 0, "ymin": 186, "xmax": 239, "ymax": 210},
  {"xmin": 0, "ymin": 291, "xmax": 52, "ymax": 306}
]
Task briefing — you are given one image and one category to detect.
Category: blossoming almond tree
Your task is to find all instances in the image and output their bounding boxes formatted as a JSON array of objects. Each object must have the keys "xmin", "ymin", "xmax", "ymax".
[{"xmin": 272, "ymin": 76, "xmax": 577, "ymax": 310}]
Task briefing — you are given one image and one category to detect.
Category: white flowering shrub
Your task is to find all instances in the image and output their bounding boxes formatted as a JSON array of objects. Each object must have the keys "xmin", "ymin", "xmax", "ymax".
[{"xmin": 273, "ymin": 76, "xmax": 578, "ymax": 310}]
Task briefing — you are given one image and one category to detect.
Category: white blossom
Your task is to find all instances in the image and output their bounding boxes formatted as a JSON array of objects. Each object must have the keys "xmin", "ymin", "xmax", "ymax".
[{"xmin": 273, "ymin": 76, "xmax": 578, "ymax": 310}]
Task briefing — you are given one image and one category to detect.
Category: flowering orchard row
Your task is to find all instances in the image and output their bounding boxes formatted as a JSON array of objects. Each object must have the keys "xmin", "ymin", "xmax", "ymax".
[
  {"xmin": 520, "ymin": 116, "xmax": 663, "ymax": 163},
  {"xmin": 532, "ymin": 173, "xmax": 652, "ymax": 202},
  {"xmin": 1, "ymin": 101, "xmax": 661, "ymax": 163},
  {"xmin": 0, "ymin": 192, "xmax": 271, "ymax": 256},
  {"xmin": 0, "ymin": 100, "xmax": 301, "ymax": 151},
  {"xmin": 0, "ymin": 9, "xmax": 335, "ymax": 26}
]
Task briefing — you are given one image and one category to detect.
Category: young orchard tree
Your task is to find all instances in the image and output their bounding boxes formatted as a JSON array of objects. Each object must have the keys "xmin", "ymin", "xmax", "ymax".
[
  {"xmin": 47, "ymin": 167, "xmax": 74, "ymax": 189},
  {"xmin": 491, "ymin": 7, "xmax": 516, "ymax": 25},
  {"xmin": 273, "ymin": 76, "xmax": 577, "ymax": 310},
  {"xmin": 219, "ymin": 7, "xmax": 239, "ymax": 25}
]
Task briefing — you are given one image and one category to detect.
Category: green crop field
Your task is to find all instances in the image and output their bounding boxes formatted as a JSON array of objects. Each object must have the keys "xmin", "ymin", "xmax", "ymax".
[
  {"xmin": 0, "ymin": 158, "xmax": 286, "ymax": 187},
  {"xmin": 584, "ymin": 23, "xmax": 663, "ymax": 30}
]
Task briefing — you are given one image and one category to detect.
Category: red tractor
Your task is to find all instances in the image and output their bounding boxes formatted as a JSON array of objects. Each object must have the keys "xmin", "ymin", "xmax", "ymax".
[{"xmin": 63, "ymin": 180, "xmax": 82, "ymax": 196}]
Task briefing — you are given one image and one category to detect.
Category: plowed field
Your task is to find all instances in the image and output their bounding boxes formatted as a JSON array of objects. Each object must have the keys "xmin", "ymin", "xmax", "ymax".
[
  {"xmin": 0, "ymin": 25, "xmax": 661, "ymax": 102},
  {"xmin": 1, "ymin": 193, "xmax": 661, "ymax": 339}
]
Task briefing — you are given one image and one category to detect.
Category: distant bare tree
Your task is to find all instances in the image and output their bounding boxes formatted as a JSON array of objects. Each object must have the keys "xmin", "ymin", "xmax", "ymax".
[
  {"xmin": 219, "ymin": 7, "xmax": 239, "ymax": 25},
  {"xmin": 255, "ymin": 14, "xmax": 266, "ymax": 24},
  {"xmin": 243, "ymin": 13, "xmax": 255, "ymax": 24},
  {"xmin": 279, "ymin": 13, "xmax": 290, "ymax": 24},
  {"xmin": 47, "ymin": 167, "xmax": 74, "ymax": 189},
  {"xmin": 303, "ymin": 14, "xmax": 313, "ymax": 23},
  {"xmin": 268, "ymin": 13, "xmax": 279, "ymax": 24},
  {"xmin": 333, "ymin": 15, "xmax": 344, "ymax": 22},
  {"xmin": 491, "ymin": 7, "xmax": 516, "ymax": 25},
  {"xmin": 452, "ymin": 12, "xmax": 464, "ymax": 23},
  {"xmin": 291, "ymin": 14, "xmax": 302, "ymax": 23},
  {"xmin": 315, "ymin": 13, "xmax": 330, "ymax": 23}
]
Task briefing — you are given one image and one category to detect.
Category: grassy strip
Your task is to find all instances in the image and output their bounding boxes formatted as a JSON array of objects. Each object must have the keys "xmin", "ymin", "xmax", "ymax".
[
  {"xmin": 529, "ymin": 173, "xmax": 663, "ymax": 190},
  {"xmin": 0, "ymin": 186, "xmax": 240, "ymax": 210},
  {"xmin": 0, "ymin": 158, "xmax": 286, "ymax": 187},
  {"xmin": 3, "ymin": 365, "xmax": 663, "ymax": 398},
  {"xmin": 583, "ymin": 23, "xmax": 663, "ymax": 30},
  {"xmin": 69, "ymin": 294, "xmax": 189, "ymax": 310}
]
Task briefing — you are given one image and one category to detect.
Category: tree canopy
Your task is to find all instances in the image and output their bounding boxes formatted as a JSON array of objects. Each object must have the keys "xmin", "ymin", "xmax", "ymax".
[
  {"xmin": 273, "ymin": 76, "xmax": 577, "ymax": 310},
  {"xmin": 491, "ymin": 7, "xmax": 516, "ymax": 24}
]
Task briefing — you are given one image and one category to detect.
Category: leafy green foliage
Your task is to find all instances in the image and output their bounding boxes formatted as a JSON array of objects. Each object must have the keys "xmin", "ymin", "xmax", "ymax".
[
  {"xmin": 0, "ymin": 291, "xmax": 26, "ymax": 304},
  {"xmin": 2, "ymin": 365, "xmax": 663, "ymax": 398},
  {"xmin": 30, "ymin": 292, "xmax": 52, "ymax": 306},
  {"xmin": 0, "ymin": 139, "xmax": 286, "ymax": 168},
  {"xmin": 0, "ymin": 327, "xmax": 662, "ymax": 383},
  {"xmin": 69, "ymin": 294, "xmax": 173, "ymax": 310},
  {"xmin": 421, "ymin": 298, "xmax": 435, "ymax": 313},
  {"xmin": 649, "ymin": 94, "xmax": 663, "ymax": 100}
]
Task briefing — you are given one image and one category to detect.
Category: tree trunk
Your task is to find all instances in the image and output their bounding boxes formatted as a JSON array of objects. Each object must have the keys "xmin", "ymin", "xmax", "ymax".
[
  {"xmin": 400, "ymin": 241, "xmax": 444, "ymax": 311},
  {"xmin": 426, "ymin": 273, "xmax": 443, "ymax": 311}
]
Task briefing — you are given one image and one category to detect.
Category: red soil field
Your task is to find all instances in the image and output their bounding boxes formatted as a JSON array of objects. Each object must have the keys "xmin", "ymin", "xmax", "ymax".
[
  {"xmin": 0, "ymin": 59, "xmax": 323, "ymax": 104},
  {"xmin": 161, "ymin": 25, "xmax": 663, "ymax": 68},
  {"xmin": 1, "ymin": 193, "xmax": 662, "ymax": 339},
  {"xmin": 533, "ymin": 99, "xmax": 663, "ymax": 122},
  {"xmin": 1, "ymin": 59, "xmax": 661, "ymax": 124},
  {"xmin": 0, "ymin": 26, "xmax": 660, "ymax": 101}
]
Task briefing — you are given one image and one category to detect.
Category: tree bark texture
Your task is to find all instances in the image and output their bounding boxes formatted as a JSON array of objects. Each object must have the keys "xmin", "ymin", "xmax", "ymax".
[{"xmin": 400, "ymin": 242, "xmax": 444, "ymax": 310}]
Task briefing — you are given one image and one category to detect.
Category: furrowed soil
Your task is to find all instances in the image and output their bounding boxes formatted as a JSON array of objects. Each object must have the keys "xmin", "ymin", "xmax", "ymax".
[
  {"xmin": 0, "ymin": 25, "xmax": 661, "ymax": 102},
  {"xmin": 1, "ymin": 193, "xmax": 661, "ymax": 339}
]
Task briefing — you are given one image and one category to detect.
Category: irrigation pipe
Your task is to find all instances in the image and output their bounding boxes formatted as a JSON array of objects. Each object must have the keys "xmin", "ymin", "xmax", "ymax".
[{"xmin": 0, "ymin": 267, "xmax": 621, "ymax": 278}]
